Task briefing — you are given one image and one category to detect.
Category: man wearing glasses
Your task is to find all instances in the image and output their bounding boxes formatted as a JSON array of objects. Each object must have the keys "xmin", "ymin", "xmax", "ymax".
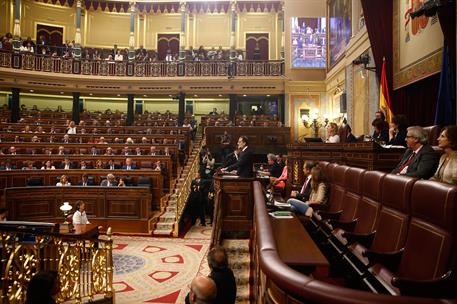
[{"xmin": 391, "ymin": 126, "xmax": 439, "ymax": 179}]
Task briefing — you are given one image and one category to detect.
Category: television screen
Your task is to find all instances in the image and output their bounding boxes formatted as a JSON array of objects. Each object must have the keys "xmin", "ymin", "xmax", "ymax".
[{"xmin": 291, "ymin": 17, "xmax": 326, "ymax": 68}]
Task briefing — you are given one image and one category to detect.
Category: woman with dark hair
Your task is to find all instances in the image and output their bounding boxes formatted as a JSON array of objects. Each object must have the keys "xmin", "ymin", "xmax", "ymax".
[
  {"xmin": 289, "ymin": 166, "xmax": 328, "ymax": 217},
  {"xmin": 25, "ymin": 270, "xmax": 59, "ymax": 304},
  {"xmin": 72, "ymin": 200, "xmax": 90, "ymax": 224},
  {"xmin": 430, "ymin": 126, "xmax": 457, "ymax": 185},
  {"xmin": 371, "ymin": 118, "xmax": 389, "ymax": 143},
  {"xmin": 388, "ymin": 115, "xmax": 408, "ymax": 146}
]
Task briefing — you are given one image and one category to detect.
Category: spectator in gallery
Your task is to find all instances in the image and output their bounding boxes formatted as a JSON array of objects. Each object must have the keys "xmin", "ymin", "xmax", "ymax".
[
  {"xmin": 56, "ymin": 174, "xmax": 71, "ymax": 186},
  {"xmin": 72, "ymin": 200, "xmax": 90, "ymax": 224},
  {"xmin": 122, "ymin": 146, "xmax": 131, "ymax": 156},
  {"xmin": 141, "ymin": 137, "xmax": 149, "ymax": 144},
  {"xmin": 90, "ymin": 146, "xmax": 98, "ymax": 156},
  {"xmin": 41, "ymin": 160, "xmax": 55, "ymax": 170},
  {"xmin": 430, "ymin": 125, "xmax": 457, "ymax": 185},
  {"xmin": 101, "ymin": 173, "xmax": 118, "ymax": 186},
  {"xmin": 209, "ymin": 108, "xmax": 218, "ymax": 115},
  {"xmin": 325, "ymin": 122, "xmax": 340, "ymax": 143},
  {"xmin": 25, "ymin": 270, "xmax": 59, "ymax": 304},
  {"xmin": 114, "ymin": 50, "xmax": 123, "ymax": 61},
  {"xmin": 57, "ymin": 146, "xmax": 66, "ymax": 155}
]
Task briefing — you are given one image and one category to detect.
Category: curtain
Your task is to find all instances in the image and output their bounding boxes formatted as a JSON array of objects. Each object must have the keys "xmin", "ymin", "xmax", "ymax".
[
  {"xmin": 360, "ymin": 0, "xmax": 441, "ymax": 125},
  {"xmin": 438, "ymin": 0, "xmax": 456, "ymax": 68}
]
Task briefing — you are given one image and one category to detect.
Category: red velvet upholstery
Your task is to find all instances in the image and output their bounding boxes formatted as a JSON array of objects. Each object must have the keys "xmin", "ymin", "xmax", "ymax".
[{"xmin": 423, "ymin": 125, "xmax": 441, "ymax": 146}]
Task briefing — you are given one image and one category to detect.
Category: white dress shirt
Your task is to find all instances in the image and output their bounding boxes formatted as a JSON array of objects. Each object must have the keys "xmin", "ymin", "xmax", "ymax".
[{"xmin": 72, "ymin": 210, "xmax": 90, "ymax": 224}]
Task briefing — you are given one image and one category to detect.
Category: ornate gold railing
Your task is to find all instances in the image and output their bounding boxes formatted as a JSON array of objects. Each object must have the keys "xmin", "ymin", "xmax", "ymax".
[
  {"xmin": 173, "ymin": 138, "xmax": 205, "ymax": 237},
  {"xmin": 0, "ymin": 225, "xmax": 114, "ymax": 303},
  {"xmin": 0, "ymin": 51, "xmax": 284, "ymax": 77}
]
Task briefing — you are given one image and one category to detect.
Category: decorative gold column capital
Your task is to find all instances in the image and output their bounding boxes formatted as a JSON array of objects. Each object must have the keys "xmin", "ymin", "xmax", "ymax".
[
  {"xmin": 180, "ymin": 1, "xmax": 186, "ymax": 12},
  {"xmin": 231, "ymin": 0, "xmax": 237, "ymax": 12}
]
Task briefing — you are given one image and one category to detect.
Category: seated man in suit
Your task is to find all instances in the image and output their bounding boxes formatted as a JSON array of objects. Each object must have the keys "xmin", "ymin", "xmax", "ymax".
[
  {"xmin": 122, "ymin": 158, "xmax": 136, "ymax": 170},
  {"xmin": 261, "ymin": 153, "xmax": 283, "ymax": 178},
  {"xmin": 287, "ymin": 161, "xmax": 317, "ymax": 204},
  {"xmin": 222, "ymin": 136, "xmax": 254, "ymax": 178},
  {"xmin": 149, "ymin": 146, "xmax": 158, "ymax": 155},
  {"xmin": 391, "ymin": 126, "xmax": 439, "ymax": 179},
  {"xmin": 60, "ymin": 158, "xmax": 72, "ymax": 170},
  {"xmin": 105, "ymin": 159, "xmax": 118, "ymax": 170},
  {"xmin": 79, "ymin": 174, "xmax": 94, "ymax": 186},
  {"xmin": 100, "ymin": 173, "xmax": 118, "ymax": 186}
]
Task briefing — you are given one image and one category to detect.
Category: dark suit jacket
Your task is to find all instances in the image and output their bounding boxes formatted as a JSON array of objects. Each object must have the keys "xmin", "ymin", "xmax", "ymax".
[
  {"xmin": 391, "ymin": 144, "xmax": 439, "ymax": 179},
  {"xmin": 104, "ymin": 164, "xmax": 119, "ymax": 170},
  {"xmin": 100, "ymin": 179, "xmax": 118, "ymax": 186},
  {"xmin": 226, "ymin": 147, "xmax": 254, "ymax": 178},
  {"xmin": 296, "ymin": 177, "xmax": 312, "ymax": 202},
  {"xmin": 122, "ymin": 164, "xmax": 137, "ymax": 170},
  {"xmin": 346, "ymin": 133, "xmax": 357, "ymax": 143},
  {"xmin": 388, "ymin": 128, "xmax": 407, "ymax": 146},
  {"xmin": 269, "ymin": 162, "xmax": 283, "ymax": 178},
  {"xmin": 209, "ymin": 268, "xmax": 237, "ymax": 304},
  {"xmin": 373, "ymin": 129, "xmax": 389, "ymax": 143},
  {"xmin": 79, "ymin": 179, "xmax": 95, "ymax": 186}
]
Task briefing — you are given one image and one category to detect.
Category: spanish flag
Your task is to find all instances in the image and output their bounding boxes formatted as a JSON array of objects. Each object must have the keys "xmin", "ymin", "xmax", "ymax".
[{"xmin": 379, "ymin": 57, "xmax": 393, "ymax": 123}]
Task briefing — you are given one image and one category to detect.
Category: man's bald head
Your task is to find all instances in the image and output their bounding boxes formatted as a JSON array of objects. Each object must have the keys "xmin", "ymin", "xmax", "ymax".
[{"xmin": 189, "ymin": 276, "xmax": 217, "ymax": 304}]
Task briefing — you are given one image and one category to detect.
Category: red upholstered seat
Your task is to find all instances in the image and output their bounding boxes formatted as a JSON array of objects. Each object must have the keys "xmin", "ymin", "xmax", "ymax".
[
  {"xmin": 368, "ymin": 180, "xmax": 457, "ymax": 296},
  {"xmin": 423, "ymin": 125, "xmax": 441, "ymax": 146}
]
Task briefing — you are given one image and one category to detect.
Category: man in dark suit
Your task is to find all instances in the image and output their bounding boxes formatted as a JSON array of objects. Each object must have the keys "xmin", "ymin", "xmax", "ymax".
[
  {"xmin": 122, "ymin": 158, "xmax": 136, "ymax": 170},
  {"xmin": 287, "ymin": 161, "xmax": 316, "ymax": 205},
  {"xmin": 60, "ymin": 158, "xmax": 73, "ymax": 170},
  {"xmin": 222, "ymin": 136, "xmax": 254, "ymax": 178},
  {"xmin": 105, "ymin": 159, "xmax": 119, "ymax": 170},
  {"xmin": 391, "ymin": 126, "xmax": 439, "ymax": 179},
  {"xmin": 223, "ymin": 149, "xmax": 239, "ymax": 168},
  {"xmin": 79, "ymin": 174, "xmax": 94, "ymax": 186},
  {"xmin": 100, "ymin": 174, "xmax": 118, "ymax": 186},
  {"xmin": 185, "ymin": 246, "xmax": 235, "ymax": 304},
  {"xmin": 264, "ymin": 153, "xmax": 283, "ymax": 178}
]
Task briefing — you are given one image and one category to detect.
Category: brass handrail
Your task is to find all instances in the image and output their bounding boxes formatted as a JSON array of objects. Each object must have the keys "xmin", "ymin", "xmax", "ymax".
[
  {"xmin": 173, "ymin": 138, "xmax": 205, "ymax": 237},
  {"xmin": 0, "ymin": 226, "xmax": 114, "ymax": 303}
]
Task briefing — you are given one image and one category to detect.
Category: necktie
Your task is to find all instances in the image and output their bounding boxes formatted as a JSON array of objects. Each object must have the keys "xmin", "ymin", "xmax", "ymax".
[
  {"xmin": 127, "ymin": 166, "xmax": 131, "ymax": 170},
  {"xmin": 300, "ymin": 176, "xmax": 310, "ymax": 194},
  {"xmin": 398, "ymin": 152, "xmax": 416, "ymax": 173}
]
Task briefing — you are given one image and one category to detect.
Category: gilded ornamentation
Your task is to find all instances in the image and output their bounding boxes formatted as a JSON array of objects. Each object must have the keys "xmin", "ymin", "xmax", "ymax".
[
  {"xmin": 293, "ymin": 161, "xmax": 299, "ymax": 184},
  {"xmin": 0, "ymin": 228, "xmax": 113, "ymax": 303}
]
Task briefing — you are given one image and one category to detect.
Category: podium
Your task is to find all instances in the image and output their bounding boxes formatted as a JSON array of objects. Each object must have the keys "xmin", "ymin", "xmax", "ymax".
[{"xmin": 210, "ymin": 174, "xmax": 255, "ymax": 246}]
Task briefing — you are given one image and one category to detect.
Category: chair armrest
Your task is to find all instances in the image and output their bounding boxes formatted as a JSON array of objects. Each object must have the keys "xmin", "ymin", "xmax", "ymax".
[
  {"xmin": 363, "ymin": 248, "xmax": 404, "ymax": 272},
  {"xmin": 392, "ymin": 270, "xmax": 455, "ymax": 297},
  {"xmin": 342, "ymin": 231, "xmax": 376, "ymax": 247},
  {"xmin": 327, "ymin": 219, "xmax": 358, "ymax": 232},
  {"xmin": 318, "ymin": 210, "xmax": 342, "ymax": 221}
]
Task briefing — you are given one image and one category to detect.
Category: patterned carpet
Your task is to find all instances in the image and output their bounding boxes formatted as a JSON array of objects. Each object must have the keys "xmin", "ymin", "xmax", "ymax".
[{"xmin": 112, "ymin": 226, "xmax": 213, "ymax": 303}]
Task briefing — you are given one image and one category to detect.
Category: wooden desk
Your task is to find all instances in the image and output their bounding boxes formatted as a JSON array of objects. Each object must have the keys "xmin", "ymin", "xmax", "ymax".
[
  {"xmin": 287, "ymin": 142, "xmax": 405, "ymax": 186},
  {"xmin": 61, "ymin": 224, "xmax": 99, "ymax": 238},
  {"xmin": 5, "ymin": 186, "xmax": 153, "ymax": 234},
  {"xmin": 270, "ymin": 214, "xmax": 329, "ymax": 274}
]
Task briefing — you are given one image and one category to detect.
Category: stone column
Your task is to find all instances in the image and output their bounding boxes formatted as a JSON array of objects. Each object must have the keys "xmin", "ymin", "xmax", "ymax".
[
  {"xmin": 73, "ymin": 0, "xmax": 82, "ymax": 58},
  {"xmin": 351, "ymin": 0, "xmax": 360, "ymax": 36},
  {"xmin": 128, "ymin": 2, "xmax": 136, "ymax": 60},
  {"xmin": 279, "ymin": 2, "xmax": 285, "ymax": 60},
  {"xmin": 229, "ymin": 0, "xmax": 237, "ymax": 60},
  {"xmin": 178, "ymin": 92, "xmax": 185, "ymax": 125},
  {"xmin": 72, "ymin": 92, "xmax": 81, "ymax": 124},
  {"xmin": 179, "ymin": 1, "xmax": 187, "ymax": 61},
  {"xmin": 12, "ymin": 0, "xmax": 21, "ymax": 51},
  {"xmin": 127, "ymin": 94, "xmax": 134, "ymax": 126},
  {"xmin": 11, "ymin": 88, "xmax": 20, "ymax": 123}
]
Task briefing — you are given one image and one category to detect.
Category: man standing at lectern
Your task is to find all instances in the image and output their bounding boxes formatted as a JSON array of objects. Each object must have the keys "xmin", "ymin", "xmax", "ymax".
[{"xmin": 222, "ymin": 136, "xmax": 254, "ymax": 178}]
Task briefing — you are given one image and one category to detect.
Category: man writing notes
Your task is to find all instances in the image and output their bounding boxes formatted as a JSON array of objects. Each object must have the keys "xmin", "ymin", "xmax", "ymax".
[{"xmin": 221, "ymin": 136, "xmax": 254, "ymax": 178}]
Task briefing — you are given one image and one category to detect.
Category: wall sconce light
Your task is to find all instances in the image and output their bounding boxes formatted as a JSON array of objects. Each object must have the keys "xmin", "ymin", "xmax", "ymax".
[{"xmin": 301, "ymin": 109, "xmax": 329, "ymax": 138}]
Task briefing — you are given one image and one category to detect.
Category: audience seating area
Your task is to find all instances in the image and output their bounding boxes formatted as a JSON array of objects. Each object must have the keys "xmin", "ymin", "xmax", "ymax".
[
  {"xmin": 310, "ymin": 162, "xmax": 456, "ymax": 298},
  {"xmin": 254, "ymin": 160, "xmax": 457, "ymax": 303}
]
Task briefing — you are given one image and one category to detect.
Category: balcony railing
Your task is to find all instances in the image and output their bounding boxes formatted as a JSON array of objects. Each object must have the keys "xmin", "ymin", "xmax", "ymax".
[
  {"xmin": 0, "ymin": 51, "xmax": 284, "ymax": 78},
  {"xmin": 0, "ymin": 223, "xmax": 114, "ymax": 303}
]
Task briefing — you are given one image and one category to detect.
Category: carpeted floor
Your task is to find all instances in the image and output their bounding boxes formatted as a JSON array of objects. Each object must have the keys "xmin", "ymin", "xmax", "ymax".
[{"xmin": 112, "ymin": 226, "xmax": 213, "ymax": 303}]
